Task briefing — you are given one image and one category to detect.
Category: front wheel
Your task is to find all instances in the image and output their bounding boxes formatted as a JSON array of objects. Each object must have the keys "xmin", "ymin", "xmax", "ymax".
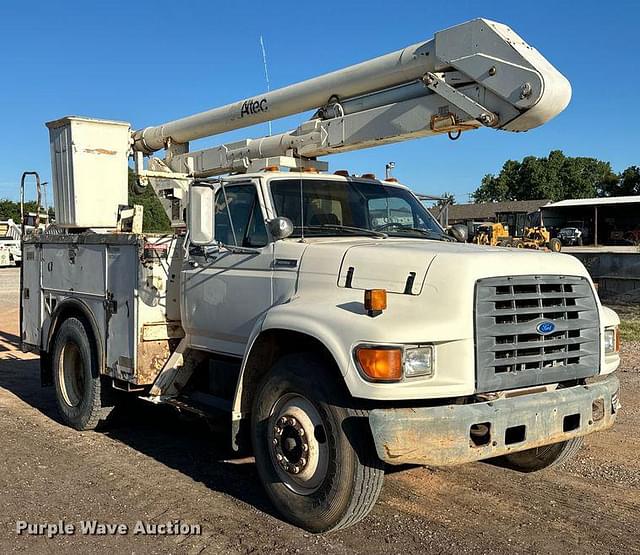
[
  {"xmin": 251, "ymin": 353, "xmax": 384, "ymax": 532},
  {"xmin": 51, "ymin": 317, "xmax": 114, "ymax": 430},
  {"xmin": 493, "ymin": 437, "xmax": 584, "ymax": 472}
]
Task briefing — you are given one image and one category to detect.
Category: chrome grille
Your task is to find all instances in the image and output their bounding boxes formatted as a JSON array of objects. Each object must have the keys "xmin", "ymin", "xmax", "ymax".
[{"xmin": 475, "ymin": 275, "xmax": 600, "ymax": 392}]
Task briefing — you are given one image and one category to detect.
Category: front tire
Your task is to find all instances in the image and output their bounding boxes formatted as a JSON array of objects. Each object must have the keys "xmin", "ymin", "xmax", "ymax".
[
  {"xmin": 51, "ymin": 317, "xmax": 114, "ymax": 430},
  {"xmin": 251, "ymin": 353, "xmax": 384, "ymax": 532},
  {"xmin": 494, "ymin": 437, "xmax": 584, "ymax": 473}
]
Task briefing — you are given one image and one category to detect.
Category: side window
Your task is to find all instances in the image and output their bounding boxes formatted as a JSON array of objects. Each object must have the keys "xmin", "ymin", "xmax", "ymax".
[{"xmin": 215, "ymin": 184, "xmax": 268, "ymax": 247}]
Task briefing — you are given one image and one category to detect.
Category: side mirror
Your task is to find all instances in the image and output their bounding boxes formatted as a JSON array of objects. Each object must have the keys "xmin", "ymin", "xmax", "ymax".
[
  {"xmin": 188, "ymin": 182, "xmax": 216, "ymax": 245},
  {"xmin": 268, "ymin": 217, "xmax": 294, "ymax": 240},
  {"xmin": 447, "ymin": 224, "xmax": 468, "ymax": 243}
]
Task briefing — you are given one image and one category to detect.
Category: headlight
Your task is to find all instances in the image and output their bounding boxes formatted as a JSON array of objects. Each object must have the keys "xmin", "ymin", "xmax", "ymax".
[
  {"xmin": 403, "ymin": 346, "xmax": 434, "ymax": 378},
  {"xmin": 604, "ymin": 327, "xmax": 620, "ymax": 354}
]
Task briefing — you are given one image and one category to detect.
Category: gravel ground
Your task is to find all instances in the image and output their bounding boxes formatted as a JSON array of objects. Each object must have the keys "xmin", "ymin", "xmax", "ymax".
[{"xmin": 0, "ymin": 267, "xmax": 638, "ymax": 554}]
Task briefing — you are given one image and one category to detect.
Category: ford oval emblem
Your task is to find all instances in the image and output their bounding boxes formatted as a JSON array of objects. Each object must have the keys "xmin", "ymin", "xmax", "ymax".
[{"xmin": 536, "ymin": 321, "xmax": 556, "ymax": 335}]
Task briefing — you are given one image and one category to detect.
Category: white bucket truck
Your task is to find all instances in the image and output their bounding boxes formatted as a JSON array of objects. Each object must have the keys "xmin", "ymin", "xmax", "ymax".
[{"xmin": 21, "ymin": 19, "xmax": 620, "ymax": 532}]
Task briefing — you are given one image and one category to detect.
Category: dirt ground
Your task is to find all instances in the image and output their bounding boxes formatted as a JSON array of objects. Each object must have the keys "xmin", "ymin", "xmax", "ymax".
[{"xmin": 0, "ymin": 266, "xmax": 638, "ymax": 554}]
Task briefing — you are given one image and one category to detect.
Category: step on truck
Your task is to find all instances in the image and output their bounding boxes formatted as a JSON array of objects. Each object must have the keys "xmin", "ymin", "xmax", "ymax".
[{"xmin": 21, "ymin": 18, "xmax": 621, "ymax": 532}]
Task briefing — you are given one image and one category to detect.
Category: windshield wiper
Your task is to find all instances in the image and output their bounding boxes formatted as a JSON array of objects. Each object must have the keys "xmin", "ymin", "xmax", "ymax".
[
  {"xmin": 384, "ymin": 226, "xmax": 452, "ymax": 241},
  {"xmin": 300, "ymin": 224, "xmax": 388, "ymax": 239}
]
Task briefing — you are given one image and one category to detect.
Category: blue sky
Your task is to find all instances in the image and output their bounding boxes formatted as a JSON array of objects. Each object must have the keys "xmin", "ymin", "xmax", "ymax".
[{"xmin": 1, "ymin": 0, "xmax": 638, "ymax": 203}]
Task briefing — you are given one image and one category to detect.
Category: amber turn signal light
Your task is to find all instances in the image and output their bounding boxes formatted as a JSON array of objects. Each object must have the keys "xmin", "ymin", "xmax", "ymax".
[
  {"xmin": 355, "ymin": 347, "xmax": 402, "ymax": 382},
  {"xmin": 364, "ymin": 289, "xmax": 387, "ymax": 317}
]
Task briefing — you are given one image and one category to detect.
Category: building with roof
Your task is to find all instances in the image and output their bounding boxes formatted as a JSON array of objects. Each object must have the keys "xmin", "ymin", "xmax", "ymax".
[{"xmin": 541, "ymin": 195, "xmax": 640, "ymax": 246}]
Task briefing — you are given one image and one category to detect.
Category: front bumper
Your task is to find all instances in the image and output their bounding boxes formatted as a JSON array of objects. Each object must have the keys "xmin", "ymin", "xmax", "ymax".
[{"xmin": 369, "ymin": 374, "xmax": 620, "ymax": 466}]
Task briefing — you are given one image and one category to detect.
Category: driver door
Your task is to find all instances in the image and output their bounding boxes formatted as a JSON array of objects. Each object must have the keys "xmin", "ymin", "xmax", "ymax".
[{"xmin": 182, "ymin": 181, "xmax": 274, "ymax": 356}]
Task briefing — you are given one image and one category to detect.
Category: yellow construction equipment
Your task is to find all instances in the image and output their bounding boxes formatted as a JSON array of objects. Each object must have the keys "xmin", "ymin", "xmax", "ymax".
[
  {"xmin": 511, "ymin": 226, "xmax": 561, "ymax": 252},
  {"xmin": 473, "ymin": 223, "xmax": 511, "ymax": 247}
]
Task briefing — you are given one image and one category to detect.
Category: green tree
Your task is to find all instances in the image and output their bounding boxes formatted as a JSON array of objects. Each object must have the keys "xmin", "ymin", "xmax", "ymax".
[
  {"xmin": 127, "ymin": 169, "xmax": 172, "ymax": 232},
  {"xmin": 436, "ymin": 192, "xmax": 456, "ymax": 207},
  {"xmin": 0, "ymin": 199, "xmax": 41, "ymax": 222},
  {"xmin": 601, "ymin": 165, "xmax": 640, "ymax": 197},
  {"xmin": 472, "ymin": 150, "xmax": 619, "ymax": 202}
]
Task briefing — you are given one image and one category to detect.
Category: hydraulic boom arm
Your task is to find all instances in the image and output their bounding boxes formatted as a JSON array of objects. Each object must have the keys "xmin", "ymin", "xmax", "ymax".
[{"xmin": 134, "ymin": 18, "xmax": 570, "ymax": 179}]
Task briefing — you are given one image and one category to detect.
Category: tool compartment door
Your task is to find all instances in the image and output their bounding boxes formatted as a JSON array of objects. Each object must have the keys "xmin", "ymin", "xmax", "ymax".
[
  {"xmin": 21, "ymin": 242, "xmax": 42, "ymax": 348},
  {"xmin": 41, "ymin": 243, "xmax": 106, "ymax": 295},
  {"xmin": 104, "ymin": 244, "xmax": 137, "ymax": 383}
]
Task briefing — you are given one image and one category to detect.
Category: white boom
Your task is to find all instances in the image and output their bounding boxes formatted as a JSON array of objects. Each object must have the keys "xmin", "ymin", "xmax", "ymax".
[{"xmin": 133, "ymin": 18, "xmax": 571, "ymax": 179}]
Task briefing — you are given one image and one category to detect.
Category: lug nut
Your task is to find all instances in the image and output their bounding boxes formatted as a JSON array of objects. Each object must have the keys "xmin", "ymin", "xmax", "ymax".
[
  {"xmin": 299, "ymin": 428, "xmax": 305, "ymax": 437},
  {"xmin": 292, "ymin": 466, "xmax": 300, "ymax": 474},
  {"xmin": 274, "ymin": 426, "xmax": 281, "ymax": 435},
  {"xmin": 299, "ymin": 458, "xmax": 307, "ymax": 467},
  {"xmin": 276, "ymin": 453, "xmax": 283, "ymax": 461},
  {"xmin": 272, "ymin": 438, "xmax": 278, "ymax": 445},
  {"xmin": 302, "ymin": 444, "xmax": 308, "ymax": 452}
]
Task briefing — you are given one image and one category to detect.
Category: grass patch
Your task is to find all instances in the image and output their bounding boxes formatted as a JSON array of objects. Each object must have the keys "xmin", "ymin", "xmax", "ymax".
[
  {"xmin": 620, "ymin": 318, "xmax": 640, "ymax": 342},
  {"xmin": 606, "ymin": 304, "xmax": 640, "ymax": 342}
]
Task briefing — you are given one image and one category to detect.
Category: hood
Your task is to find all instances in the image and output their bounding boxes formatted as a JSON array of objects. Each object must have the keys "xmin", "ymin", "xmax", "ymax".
[{"xmin": 294, "ymin": 238, "xmax": 592, "ymax": 296}]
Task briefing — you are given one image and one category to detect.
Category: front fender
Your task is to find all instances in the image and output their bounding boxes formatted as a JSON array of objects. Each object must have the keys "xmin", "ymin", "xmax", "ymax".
[
  {"xmin": 231, "ymin": 299, "xmax": 353, "ymax": 417},
  {"xmin": 233, "ymin": 289, "xmax": 476, "ymax": 411}
]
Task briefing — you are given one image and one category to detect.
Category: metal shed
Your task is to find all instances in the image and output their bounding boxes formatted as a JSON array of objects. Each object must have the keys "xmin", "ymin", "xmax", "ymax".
[{"xmin": 541, "ymin": 196, "xmax": 640, "ymax": 246}]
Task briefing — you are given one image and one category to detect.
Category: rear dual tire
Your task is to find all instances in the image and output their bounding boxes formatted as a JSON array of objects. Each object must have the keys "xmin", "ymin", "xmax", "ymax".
[{"xmin": 51, "ymin": 317, "xmax": 114, "ymax": 431}]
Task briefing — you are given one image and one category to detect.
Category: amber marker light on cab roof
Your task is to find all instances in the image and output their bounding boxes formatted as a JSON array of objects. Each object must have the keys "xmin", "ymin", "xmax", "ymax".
[
  {"xmin": 364, "ymin": 288, "xmax": 387, "ymax": 317},
  {"xmin": 355, "ymin": 347, "xmax": 402, "ymax": 382}
]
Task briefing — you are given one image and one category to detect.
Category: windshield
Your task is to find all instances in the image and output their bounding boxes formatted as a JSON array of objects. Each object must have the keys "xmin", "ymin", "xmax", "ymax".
[{"xmin": 269, "ymin": 178, "xmax": 446, "ymax": 239}]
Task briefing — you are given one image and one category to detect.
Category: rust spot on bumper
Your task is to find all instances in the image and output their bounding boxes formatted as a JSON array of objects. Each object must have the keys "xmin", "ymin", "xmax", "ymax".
[{"xmin": 370, "ymin": 374, "xmax": 620, "ymax": 466}]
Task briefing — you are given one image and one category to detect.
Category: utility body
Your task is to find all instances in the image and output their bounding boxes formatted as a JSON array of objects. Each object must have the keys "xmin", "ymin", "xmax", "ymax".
[{"xmin": 22, "ymin": 18, "xmax": 621, "ymax": 532}]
